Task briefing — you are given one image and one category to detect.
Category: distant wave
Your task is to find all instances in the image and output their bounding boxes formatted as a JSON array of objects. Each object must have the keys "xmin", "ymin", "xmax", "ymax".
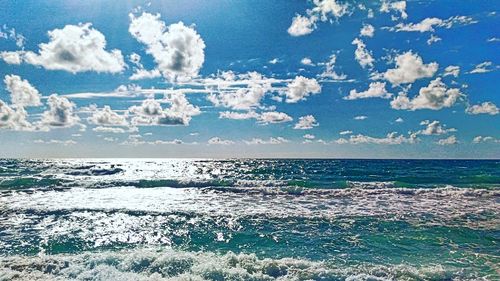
[{"xmin": 0, "ymin": 248, "xmax": 493, "ymax": 281}]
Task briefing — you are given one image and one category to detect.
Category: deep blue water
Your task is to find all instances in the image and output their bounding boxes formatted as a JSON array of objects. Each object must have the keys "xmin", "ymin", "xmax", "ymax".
[{"xmin": 0, "ymin": 159, "xmax": 499, "ymax": 280}]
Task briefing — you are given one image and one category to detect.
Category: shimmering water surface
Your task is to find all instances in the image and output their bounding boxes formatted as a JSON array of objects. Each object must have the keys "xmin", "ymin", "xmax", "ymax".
[{"xmin": 0, "ymin": 159, "xmax": 499, "ymax": 280}]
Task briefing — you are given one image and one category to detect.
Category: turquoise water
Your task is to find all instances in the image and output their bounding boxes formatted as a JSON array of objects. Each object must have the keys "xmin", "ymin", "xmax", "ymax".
[{"xmin": 0, "ymin": 159, "xmax": 499, "ymax": 280}]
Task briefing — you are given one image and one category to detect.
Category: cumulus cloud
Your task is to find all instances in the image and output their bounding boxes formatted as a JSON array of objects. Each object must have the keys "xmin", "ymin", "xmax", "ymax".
[
  {"xmin": 129, "ymin": 12, "xmax": 206, "ymax": 82},
  {"xmin": 301, "ymin": 57, "xmax": 314, "ymax": 66},
  {"xmin": 335, "ymin": 132, "xmax": 417, "ymax": 145},
  {"xmin": 352, "ymin": 38, "xmax": 374, "ymax": 69},
  {"xmin": 208, "ymin": 137, "xmax": 234, "ymax": 145},
  {"xmin": 391, "ymin": 78, "xmax": 463, "ymax": 110},
  {"xmin": 4, "ymin": 75, "xmax": 41, "ymax": 107},
  {"xmin": 0, "ymin": 51, "xmax": 22, "ymax": 64},
  {"xmin": 380, "ymin": 1, "xmax": 407, "ymax": 20},
  {"xmin": 354, "ymin": 115, "xmax": 367, "ymax": 120},
  {"xmin": 437, "ymin": 135, "xmax": 458, "ymax": 145},
  {"xmin": 287, "ymin": 0, "xmax": 348, "ymax": 36},
  {"xmin": 40, "ymin": 94, "xmax": 80, "ymax": 127},
  {"xmin": 395, "ymin": 117, "xmax": 404, "ymax": 123},
  {"xmin": 129, "ymin": 93, "xmax": 201, "ymax": 126},
  {"xmin": 344, "ymin": 82, "xmax": 391, "ymax": 100},
  {"xmin": 360, "ymin": 24, "xmax": 375, "ymax": 37},
  {"xmin": 473, "ymin": 136, "xmax": 499, "ymax": 144},
  {"xmin": 244, "ymin": 137, "xmax": 290, "ymax": 145},
  {"xmin": 339, "ymin": 130, "xmax": 353, "ymax": 135},
  {"xmin": 443, "ymin": 66, "xmax": 460, "ymax": 77},
  {"xmin": 384, "ymin": 52, "xmax": 438, "ymax": 85},
  {"xmin": 87, "ymin": 105, "xmax": 128, "ymax": 126},
  {"xmin": 0, "ymin": 25, "xmax": 25, "ymax": 47},
  {"xmin": 417, "ymin": 120, "xmax": 456, "ymax": 135},
  {"xmin": 303, "ymin": 134, "xmax": 316, "ymax": 139},
  {"xmin": 288, "ymin": 15, "xmax": 316, "ymax": 36},
  {"xmin": 207, "ymin": 71, "xmax": 272, "ymax": 110},
  {"xmin": 285, "ymin": 76, "xmax": 321, "ymax": 103},
  {"xmin": 258, "ymin": 111, "xmax": 293, "ymax": 124},
  {"xmin": 294, "ymin": 115, "xmax": 319, "ymax": 129},
  {"xmin": 13, "ymin": 23, "xmax": 126, "ymax": 73},
  {"xmin": 466, "ymin": 102, "xmax": 499, "ymax": 115},
  {"xmin": 0, "ymin": 100, "xmax": 32, "ymax": 130}
]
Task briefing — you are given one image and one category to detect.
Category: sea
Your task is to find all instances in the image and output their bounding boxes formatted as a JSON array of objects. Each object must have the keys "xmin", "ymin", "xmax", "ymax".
[{"xmin": 0, "ymin": 159, "xmax": 498, "ymax": 280}]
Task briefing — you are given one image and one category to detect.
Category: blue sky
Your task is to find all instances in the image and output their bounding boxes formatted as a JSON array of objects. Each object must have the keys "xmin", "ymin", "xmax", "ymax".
[{"xmin": 0, "ymin": 0, "xmax": 498, "ymax": 158}]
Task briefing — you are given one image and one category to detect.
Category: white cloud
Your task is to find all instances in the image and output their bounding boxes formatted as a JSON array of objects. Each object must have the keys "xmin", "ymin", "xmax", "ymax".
[
  {"xmin": 473, "ymin": 136, "xmax": 499, "ymax": 143},
  {"xmin": 207, "ymin": 71, "xmax": 272, "ymax": 110},
  {"xmin": 391, "ymin": 78, "xmax": 463, "ymax": 111},
  {"xmin": 487, "ymin": 37, "xmax": 500, "ymax": 42},
  {"xmin": 130, "ymin": 68, "xmax": 162, "ymax": 80},
  {"xmin": 0, "ymin": 25, "xmax": 25, "ymax": 47},
  {"xmin": 129, "ymin": 12, "xmax": 206, "ymax": 81},
  {"xmin": 339, "ymin": 130, "xmax": 353, "ymax": 135},
  {"xmin": 389, "ymin": 16, "xmax": 477, "ymax": 32},
  {"xmin": 87, "ymin": 105, "xmax": 128, "ymax": 126},
  {"xmin": 0, "ymin": 51, "xmax": 22, "ymax": 65},
  {"xmin": 320, "ymin": 54, "xmax": 347, "ymax": 80},
  {"xmin": 360, "ymin": 24, "xmax": 375, "ymax": 37},
  {"xmin": 244, "ymin": 137, "xmax": 290, "ymax": 145},
  {"xmin": 469, "ymin": 61, "xmax": 495, "ymax": 74},
  {"xmin": 395, "ymin": 117, "xmax": 404, "ymax": 123},
  {"xmin": 93, "ymin": 126, "xmax": 128, "ymax": 134},
  {"xmin": 384, "ymin": 52, "xmax": 438, "ymax": 85},
  {"xmin": 303, "ymin": 134, "xmax": 316, "ymax": 139},
  {"xmin": 208, "ymin": 137, "xmax": 234, "ymax": 145},
  {"xmin": 219, "ymin": 111, "xmax": 259, "ymax": 120},
  {"xmin": 258, "ymin": 111, "xmax": 293, "ymax": 124},
  {"xmin": 344, "ymin": 82, "xmax": 391, "ymax": 100},
  {"xmin": 269, "ymin": 58, "xmax": 280, "ymax": 64},
  {"xmin": 336, "ymin": 132, "xmax": 417, "ymax": 145},
  {"xmin": 443, "ymin": 65, "xmax": 460, "ymax": 77},
  {"xmin": 380, "ymin": 1, "xmax": 407, "ymax": 20},
  {"xmin": 294, "ymin": 115, "xmax": 319, "ymax": 129},
  {"xmin": 427, "ymin": 34, "xmax": 442, "ymax": 45},
  {"xmin": 19, "ymin": 23, "xmax": 125, "ymax": 73},
  {"xmin": 285, "ymin": 76, "xmax": 321, "ymax": 103},
  {"xmin": 287, "ymin": 15, "xmax": 316, "ymax": 36},
  {"xmin": 417, "ymin": 120, "xmax": 456, "ymax": 135},
  {"xmin": 33, "ymin": 139, "xmax": 77, "ymax": 146},
  {"xmin": 40, "ymin": 94, "xmax": 80, "ymax": 127},
  {"xmin": 354, "ymin": 115, "xmax": 367, "ymax": 120},
  {"xmin": 4, "ymin": 75, "xmax": 41, "ymax": 107},
  {"xmin": 287, "ymin": 0, "xmax": 348, "ymax": 36},
  {"xmin": 0, "ymin": 100, "xmax": 32, "ymax": 131},
  {"xmin": 352, "ymin": 38, "xmax": 374, "ymax": 69},
  {"xmin": 466, "ymin": 102, "xmax": 499, "ymax": 115},
  {"xmin": 129, "ymin": 93, "xmax": 201, "ymax": 126},
  {"xmin": 301, "ymin": 57, "xmax": 314, "ymax": 66},
  {"xmin": 437, "ymin": 135, "xmax": 458, "ymax": 145}
]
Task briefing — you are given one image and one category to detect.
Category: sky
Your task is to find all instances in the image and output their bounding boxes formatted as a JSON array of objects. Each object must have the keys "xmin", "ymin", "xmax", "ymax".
[{"xmin": 0, "ymin": 0, "xmax": 499, "ymax": 158}]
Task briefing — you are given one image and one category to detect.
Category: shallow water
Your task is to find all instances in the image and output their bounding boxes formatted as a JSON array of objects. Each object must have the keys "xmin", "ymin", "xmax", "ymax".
[{"xmin": 0, "ymin": 159, "xmax": 499, "ymax": 280}]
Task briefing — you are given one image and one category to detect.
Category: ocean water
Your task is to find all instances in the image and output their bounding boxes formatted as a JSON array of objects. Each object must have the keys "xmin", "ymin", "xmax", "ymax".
[{"xmin": 0, "ymin": 159, "xmax": 499, "ymax": 281}]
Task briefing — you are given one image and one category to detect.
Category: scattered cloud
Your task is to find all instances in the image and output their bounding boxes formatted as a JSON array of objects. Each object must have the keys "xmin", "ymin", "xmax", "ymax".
[
  {"xmin": 443, "ymin": 66, "xmax": 460, "ymax": 77},
  {"xmin": 380, "ymin": 1, "xmax": 407, "ymax": 20},
  {"xmin": 437, "ymin": 135, "xmax": 458, "ymax": 145},
  {"xmin": 388, "ymin": 16, "xmax": 476, "ymax": 33},
  {"xmin": 384, "ymin": 51, "xmax": 438, "ymax": 85},
  {"xmin": 473, "ymin": 136, "xmax": 499, "ymax": 144},
  {"xmin": 244, "ymin": 137, "xmax": 290, "ymax": 145},
  {"xmin": 40, "ymin": 94, "xmax": 80, "ymax": 127},
  {"xmin": 10, "ymin": 23, "xmax": 126, "ymax": 73},
  {"xmin": 354, "ymin": 115, "xmax": 367, "ymax": 120},
  {"xmin": 417, "ymin": 120, "xmax": 456, "ymax": 135},
  {"xmin": 391, "ymin": 78, "xmax": 463, "ymax": 110},
  {"xmin": 336, "ymin": 132, "xmax": 417, "ymax": 145},
  {"xmin": 258, "ymin": 111, "xmax": 293, "ymax": 124},
  {"xmin": 208, "ymin": 137, "xmax": 234, "ymax": 145},
  {"xmin": 301, "ymin": 57, "xmax": 314, "ymax": 66},
  {"xmin": 360, "ymin": 24, "xmax": 375, "ymax": 37},
  {"xmin": 294, "ymin": 115, "xmax": 319, "ymax": 129},
  {"xmin": 4, "ymin": 75, "xmax": 41, "ymax": 107},
  {"xmin": 129, "ymin": 12, "xmax": 206, "ymax": 81},
  {"xmin": 352, "ymin": 38, "xmax": 374, "ymax": 69},
  {"xmin": 469, "ymin": 61, "xmax": 496, "ymax": 74},
  {"xmin": 285, "ymin": 76, "xmax": 321, "ymax": 103},
  {"xmin": 344, "ymin": 82, "xmax": 391, "ymax": 100},
  {"xmin": 466, "ymin": 102, "xmax": 499, "ymax": 115}
]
